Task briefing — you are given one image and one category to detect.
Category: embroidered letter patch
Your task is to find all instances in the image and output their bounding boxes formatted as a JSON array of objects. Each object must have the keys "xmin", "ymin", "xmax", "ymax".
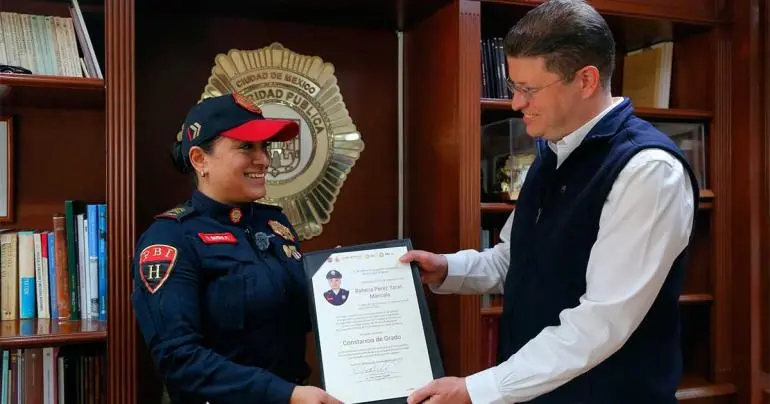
[
  {"xmin": 139, "ymin": 244, "xmax": 178, "ymax": 294},
  {"xmin": 198, "ymin": 232, "xmax": 237, "ymax": 244}
]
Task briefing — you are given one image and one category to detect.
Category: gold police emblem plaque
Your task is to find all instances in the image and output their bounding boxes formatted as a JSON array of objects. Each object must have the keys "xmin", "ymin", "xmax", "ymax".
[{"xmin": 195, "ymin": 43, "xmax": 364, "ymax": 240}]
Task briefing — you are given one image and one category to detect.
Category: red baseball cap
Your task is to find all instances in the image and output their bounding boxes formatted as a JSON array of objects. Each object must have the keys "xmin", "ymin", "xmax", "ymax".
[{"xmin": 220, "ymin": 117, "xmax": 299, "ymax": 143}]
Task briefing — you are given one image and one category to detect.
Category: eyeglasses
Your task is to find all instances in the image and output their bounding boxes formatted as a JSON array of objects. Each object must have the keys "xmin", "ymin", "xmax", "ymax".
[
  {"xmin": 0, "ymin": 65, "xmax": 32, "ymax": 74},
  {"xmin": 505, "ymin": 77, "xmax": 564, "ymax": 101}
]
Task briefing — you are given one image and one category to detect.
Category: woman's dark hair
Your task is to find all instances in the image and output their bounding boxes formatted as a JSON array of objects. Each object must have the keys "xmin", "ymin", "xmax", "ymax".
[
  {"xmin": 169, "ymin": 136, "xmax": 219, "ymax": 186},
  {"xmin": 504, "ymin": 0, "xmax": 616, "ymax": 88}
]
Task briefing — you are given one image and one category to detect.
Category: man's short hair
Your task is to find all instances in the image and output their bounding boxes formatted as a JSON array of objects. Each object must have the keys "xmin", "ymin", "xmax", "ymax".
[{"xmin": 503, "ymin": 0, "xmax": 616, "ymax": 88}]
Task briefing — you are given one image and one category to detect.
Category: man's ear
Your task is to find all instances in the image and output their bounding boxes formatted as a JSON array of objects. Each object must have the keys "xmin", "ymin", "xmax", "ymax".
[{"xmin": 577, "ymin": 66, "xmax": 601, "ymax": 99}]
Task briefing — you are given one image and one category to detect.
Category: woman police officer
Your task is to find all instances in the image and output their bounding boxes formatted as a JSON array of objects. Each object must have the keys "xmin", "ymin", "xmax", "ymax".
[{"xmin": 131, "ymin": 93, "xmax": 343, "ymax": 404}]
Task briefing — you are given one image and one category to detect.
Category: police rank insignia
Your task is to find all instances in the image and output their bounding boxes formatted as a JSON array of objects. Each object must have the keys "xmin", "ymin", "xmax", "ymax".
[
  {"xmin": 229, "ymin": 208, "xmax": 242, "ymax": 224},
  {"xmin": 268, "ymin": 220, "xmax": 295, "ymax": 242},
  {"xmin": 283, "ymin": 244, "xmax": 302, "ymax": 260},
  {"xmin": 139, "ymin": 244, "xmax": 178, "ymax": 294},
  {"xmin": 155, "ymin": 204, "xmax": 195, "ymax": 221}
]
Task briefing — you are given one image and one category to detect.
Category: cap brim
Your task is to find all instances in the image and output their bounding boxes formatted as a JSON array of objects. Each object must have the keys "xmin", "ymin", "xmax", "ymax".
[{"xmin": 221, "ymin": 119, "xmax": 300, "ymax": 143}]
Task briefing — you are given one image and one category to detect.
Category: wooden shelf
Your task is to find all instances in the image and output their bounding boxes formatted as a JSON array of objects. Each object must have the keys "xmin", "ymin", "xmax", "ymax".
[
  {"xmin": 678, "ymin": 293, "xmax": 714, "ymax": 303},
  {"xmin": 478, "ymin": 0, "xmax": 725, "ymax": 24},
  {"xmin": 676, "ymin": 374, "xmax": 736, "ymax": 400},
  {"xmin": 0, "ymin": 319, "xmax": 107, "ymax": 349},
  {"xmin": 482, "ymin": 190, "xmax": 715, "ymax": 213},
  {"xmin": 481, "ymin": 293, "xmax": 713, "ymax": 317},
  {"xmin": 480, "ymin": 202, "xmax": 516, "ymax": 213},
  {"xmin": 480, "ymin": 98, "xmax": 713, "ymax": 121},
  {"xmin": 0, "ymin": 73, "xmax": 105, "ymax": 109}
]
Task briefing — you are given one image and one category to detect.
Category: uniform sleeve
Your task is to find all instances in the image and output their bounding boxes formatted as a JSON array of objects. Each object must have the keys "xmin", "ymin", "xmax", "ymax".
[{"xmin": 131, "ymin": 221, "xmax": 296, "ymax": 404}]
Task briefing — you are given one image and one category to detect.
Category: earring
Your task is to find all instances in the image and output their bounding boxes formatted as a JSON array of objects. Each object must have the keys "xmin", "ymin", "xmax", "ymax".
[{"xmin": 200, "ymin": 170, "xmax": 207, "ymax": 178}]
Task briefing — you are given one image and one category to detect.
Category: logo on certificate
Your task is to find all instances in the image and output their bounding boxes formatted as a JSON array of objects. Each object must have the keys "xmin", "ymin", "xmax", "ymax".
[{"xmin": 323, "ymin": 269, "xmax": 349, "ymax": 306}]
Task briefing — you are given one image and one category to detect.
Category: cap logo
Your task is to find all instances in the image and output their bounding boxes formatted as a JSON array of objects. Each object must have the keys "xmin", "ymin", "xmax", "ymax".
[
  {"xmin": 186, "ymin": 122, "xmax": 201, "ymax": 141},
  {"xmin": 233, "ymin": 92, "xmax": 262, "ymax": 114}
]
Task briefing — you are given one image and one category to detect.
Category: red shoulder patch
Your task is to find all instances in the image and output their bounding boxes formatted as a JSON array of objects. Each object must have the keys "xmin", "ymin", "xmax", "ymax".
[
  {"xmin": 198, "ymin": 232, "xmax": 237, "ymax": 244},
  {"xmin": 232, "ymin": 92, "xmax": 262, "ymax": 114},
  {"xmin": 139, "ymin": 244, "xmax": 178, "ymax": 294}
]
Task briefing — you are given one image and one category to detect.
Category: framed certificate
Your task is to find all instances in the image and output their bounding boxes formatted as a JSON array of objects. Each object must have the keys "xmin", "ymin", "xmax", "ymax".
[{"xmin": 303, "ymin": 238, "xmax": 444, "ymax": 404}]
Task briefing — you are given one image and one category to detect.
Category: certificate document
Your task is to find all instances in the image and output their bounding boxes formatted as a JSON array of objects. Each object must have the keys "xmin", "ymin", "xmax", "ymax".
[{"xmin": 303, "ymin": 239, "xmax": 444, "ymax": 404}]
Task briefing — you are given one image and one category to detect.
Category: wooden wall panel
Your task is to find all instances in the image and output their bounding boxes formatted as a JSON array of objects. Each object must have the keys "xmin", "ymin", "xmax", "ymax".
[
  {"xmin": 712, "ymin": 24, "xmax": 733, "ymax": 385},
  {"xmin": 134, "ymin": 14, "xmax": 399, "ymax": 252},
  {"xmin": 106, "ymin": 0, "xmax": 137, "ymax": 403},
  {"xmin": 457, "ymin": 0, "xmax": 483, "ymax": 376},
  {"xmin": 404, "ymin": 0, "xmax": 482, "ymax": 378},
  {"xmin": 729, "ymin": 0, "xmax": 766, "ymax": 402},
  {"xmin": 404, "ymin": 0, "xmax": 463, "ymax": 377},
  {"xmin": 760, "ymin": 2, "xmax": 770, "ymax": 403}
]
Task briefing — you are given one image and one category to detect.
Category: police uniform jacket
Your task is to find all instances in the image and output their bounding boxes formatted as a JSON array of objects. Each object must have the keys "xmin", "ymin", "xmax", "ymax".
[{"xmin": 131, "ymin": 189, "xmax": 311, "ymax": 404}]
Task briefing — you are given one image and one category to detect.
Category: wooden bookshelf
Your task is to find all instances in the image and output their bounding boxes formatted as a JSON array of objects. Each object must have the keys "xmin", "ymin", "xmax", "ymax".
[
  {"xmin": 0, "ymin": 319, "xmax": 107, "ymax": 349},
  {"xmin": 0, "ymin": 73, "xmax": 105, "ymax": 109},
  {"xmin": 481, "ymin": 293, "xmax": 714, "ymax": 317},
  {"xmin": 481, "ymin": 98, "xmax": 714, "ymax": 120},
  {"xmin": 407, "ymin": 0, "xmax": 767, "ymax": 403},
  {"xmin": 1, "ymin": 0, "xmax": 111, "ymax": 402},
  {"xmin": 482, "ymin": 190, "xmax": 715, "ymax": 212},
  {"xmin": 676, "ymin": 374, "xmax": 737, "ymax": 401}
]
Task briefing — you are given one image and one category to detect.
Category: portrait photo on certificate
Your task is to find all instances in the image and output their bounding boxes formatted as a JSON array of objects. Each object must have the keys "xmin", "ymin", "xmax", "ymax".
[{"xmin": 303, "ymin": 238, "xmax": 444, "ymax": 404}]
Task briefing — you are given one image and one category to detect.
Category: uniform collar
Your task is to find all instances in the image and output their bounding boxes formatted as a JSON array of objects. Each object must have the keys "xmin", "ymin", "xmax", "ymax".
[
  {"xmin": 547, "ymin": 96, "xmax": 626, "ymax": 168},
  {"xmin": 191, "ymin": 190, "xmax": 253, "ymax": 226}
]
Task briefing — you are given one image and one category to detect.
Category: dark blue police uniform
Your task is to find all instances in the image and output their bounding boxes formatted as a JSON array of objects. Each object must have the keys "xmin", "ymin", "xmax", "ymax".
[
  {"xmin": 131, "ymin": 93, "xmax": 310, "ymax": 404},
  {"xmin": 322, "ymin": 270, "xmax": 349, "ymax": 306},
  {"xmin": 323, "ymin": 289, "xmax": 349, "ymax": 306}
]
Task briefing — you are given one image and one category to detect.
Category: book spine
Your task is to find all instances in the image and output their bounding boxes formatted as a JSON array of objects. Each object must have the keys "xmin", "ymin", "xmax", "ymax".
[
  {"xmin": 97, "ymin": 204, "xmax": 107, "ymax": 321},
  {"xmin": 17, "ymin": 232, "xmax": 35, "ymax": 320},
  {"xmin": 47, "ymin": 232, "xmax": 59, "ymax": 320},
  {"xmin": 0, "ymin": 233, "xmax": 18, "ymax": 320},
  {"xmin": 53, "ymin": 215, "xmax": 71, "ymax": 320}
]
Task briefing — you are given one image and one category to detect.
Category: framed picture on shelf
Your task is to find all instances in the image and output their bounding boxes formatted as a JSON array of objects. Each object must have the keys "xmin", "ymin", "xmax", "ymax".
[
  {"xmin": 0, "ymin": 116, "xmax": 13, "ymax": 223},
  {"xmin": 481, "ymin": 117, "xmax": 536, "ymax": 202},
  {"xmin": 650, "ymin": 121, "xmax": 707, "ymax": 188}
]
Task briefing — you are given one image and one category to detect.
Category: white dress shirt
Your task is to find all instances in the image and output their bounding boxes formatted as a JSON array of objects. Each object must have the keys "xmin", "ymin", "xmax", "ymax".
[{"xmin": 431, "ymin": 97, "xmax": 695, "ymax": 403}]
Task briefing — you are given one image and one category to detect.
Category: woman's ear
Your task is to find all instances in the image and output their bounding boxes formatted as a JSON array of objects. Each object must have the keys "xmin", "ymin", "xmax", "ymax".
[{"xmin": 188, "ymin": 146, "xmax": 207, "ymax": 175}]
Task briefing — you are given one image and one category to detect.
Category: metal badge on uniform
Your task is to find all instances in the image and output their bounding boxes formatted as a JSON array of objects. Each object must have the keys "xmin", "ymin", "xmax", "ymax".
[
  {"xmin": 229, "ymin": 208, "xmax": 242, "ymax": 224},
  {"xmin": 268, "ymin": 219, "xmax": 295, "ymax": 242},
  {"xmin": 253, "ymin": 231, "xmax": 272, "ymax": 251},
  {"xmin": 138, "ymin": 244, "xmax": 178, "ymax": 294},
  {"xmin": 198, "ymin": 232, "xmax": 237, "ymax": 244},
  {"xmin": 283, "ymin": 244, "xmax": 302, "ymax": 260}
]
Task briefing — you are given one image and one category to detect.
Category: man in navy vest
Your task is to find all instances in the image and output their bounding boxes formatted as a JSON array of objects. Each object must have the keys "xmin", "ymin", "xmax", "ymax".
[{"xmin": 401, "ymin": 1, "xmax": 699, "ymax": 403}]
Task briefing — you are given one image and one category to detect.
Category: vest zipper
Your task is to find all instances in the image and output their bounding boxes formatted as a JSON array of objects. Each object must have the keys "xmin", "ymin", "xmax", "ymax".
[{"xmin": 536, "ymin": 208, "xmax": 542, "ymax": 223}]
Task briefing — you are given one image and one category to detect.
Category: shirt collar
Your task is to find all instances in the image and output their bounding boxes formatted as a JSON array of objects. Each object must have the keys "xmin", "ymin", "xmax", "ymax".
[
  {"xmin": 547, "ymin": 96, "xmax": 625, "ymax": 168},
  {"xmin": 191, "ymin": 190, "xmax": 254, "ymax": 226}
]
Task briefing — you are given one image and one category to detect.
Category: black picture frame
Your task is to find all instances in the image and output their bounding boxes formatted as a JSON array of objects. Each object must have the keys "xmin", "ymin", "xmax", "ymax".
[{"xmin": 302, "ymin": 238, "xmax": 445, "ymax": 404}]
